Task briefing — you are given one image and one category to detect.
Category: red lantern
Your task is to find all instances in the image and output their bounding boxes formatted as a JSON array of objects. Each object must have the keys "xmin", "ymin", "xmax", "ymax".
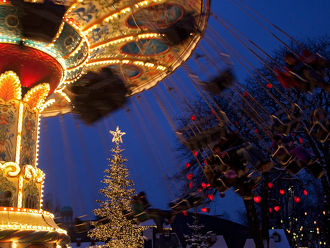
[
  {"xmin": 294, "ymin": 196, "xmax": 301, "ymax": 203},
  {"xmin": 191, "ymin": 115, "xmax": 197, "ymax": 121},
  {"xmin": 187, "ymin": 173, "xmax": 193, "ymax": 180},
  {"xmin": 266, "ymin": 83, "xmax": 273, "ymax": 89},
  {"xmin": 201, "ymin": 183, "xmax": 207, "ymax": 189},
  {"xmin": 268, "ymin": 182, "xmax": 274, "ymax": 189},
  {"xmin": 253, "ymin": 196, "xmax": 261, "ymax": 203},
  {"xmin": 201, "ymin": 208, "xmax": 210, "ymax": 213},
  {"xmin": 189, "ymin": 182, "xmax": 193, "ymax": 189},
  {"xmin": 274, "ymin": 206, "xmax": 280, "ymax": 212},
  {"xmin": 208, "ymin": 194, "xmax": 214, "ymax": 201},
  {"xmin": 303, "ymin": 190, "xmax": 308, "ymax": 196},
  {"xmin": 279, "ymin": 189, "xmax": 285, "ymax": 195},
  {"xmin": 185, "ymin": 163, "xmax": 190, "ymax": 169},
  {"xmin": 193, "ymin": 151, "xmax": 198, "ymax": 157}
]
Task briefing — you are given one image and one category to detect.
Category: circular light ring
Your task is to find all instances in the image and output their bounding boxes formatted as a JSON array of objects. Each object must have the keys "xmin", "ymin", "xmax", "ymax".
[{"xmin": 126, "ymin": 3, "xmax": 184, "ymax": 29}]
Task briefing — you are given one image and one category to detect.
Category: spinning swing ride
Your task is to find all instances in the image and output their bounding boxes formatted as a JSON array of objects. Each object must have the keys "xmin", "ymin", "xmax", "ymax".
[
  {"xmin": 0, "ymin": 0, "xmax": 329, "ymax": 247},
  {"xmin": 0, "ymin": 0, "xmax": 210, "ymax": 247}
]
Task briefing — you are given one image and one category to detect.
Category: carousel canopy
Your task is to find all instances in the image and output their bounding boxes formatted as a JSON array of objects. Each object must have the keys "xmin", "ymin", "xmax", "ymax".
[{"xmin": 0, "ymin": 0, "xmax": 210, "ymax": 117}]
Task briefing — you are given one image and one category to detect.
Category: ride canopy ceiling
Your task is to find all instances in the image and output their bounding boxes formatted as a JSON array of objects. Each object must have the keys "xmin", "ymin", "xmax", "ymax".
[{"xmin": 0, "ymin": 0, "xmax": 210, "ymax": 117}]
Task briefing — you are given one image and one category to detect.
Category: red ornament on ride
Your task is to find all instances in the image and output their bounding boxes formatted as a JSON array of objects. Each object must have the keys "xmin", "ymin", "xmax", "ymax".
[
  {"xmin": 201, "ymin": 183, "xmax": 207, "ymax": 189},
  {"xmin": 274, "ymin": 206, "xmax": 280, "ymax": 212},
  {"xmin": 187, "ymin": 173, "xmax": 193, "ymax": 180},
  {"xmin": 294, "ymin": 196, "xmax": 301, "ymax": 203},
  {"xmin": 266, "ymin": 83, "xmax": 273, "ymax": 89},
  {"xmin": 279, "ymin": 189, "xmax": 285, "ymax": 195},
  {"xmin": 253, "ymin": 196, "xmax": 261, "ymax": 203},
  {"xmin": 189, "ymin": 182, "xmax": 193, "ymax": 189},
  {"xmin": 193, "ymin": 151, "xmax": 198, "ymax": 157},
  {"xmin": 303, "ymin": 190, "xmax": 308, "ymax": 196},
  {"xmin": 201, "ymin": 208, "xmax": 210, "ymax": 213},
  {"xmin": 191, "ymin": 115, "xmax": 197, "ymax": 121},
  {"xmin": 269, "ymin": 208, "xmax": 273, "ymax": 213},
  {"xmin": 268, "ymin": 182, "xmax": 274, "ymax": 189},
  {"xmin": 208, "ymin": 194, "xmax": 214, "ymax": 201},
  {"xmin": 185, "ymin": 162, "xmax": 190, "ymax": 169}
]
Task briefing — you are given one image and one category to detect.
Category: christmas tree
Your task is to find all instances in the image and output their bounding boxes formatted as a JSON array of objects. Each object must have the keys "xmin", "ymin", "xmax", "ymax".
[
  {"xmin": 88, "ymin": 127, "xmax": 145, "ymax": 248},
  {"xmin": 184, "ymin": 213, "xmax": 215, "ymax": 248}
]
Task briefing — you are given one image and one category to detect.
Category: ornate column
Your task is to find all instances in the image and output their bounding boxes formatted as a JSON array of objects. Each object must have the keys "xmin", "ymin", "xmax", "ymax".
[{"xmin": 0, "ymin": 71, "xmax": 70, "ymax": 248}]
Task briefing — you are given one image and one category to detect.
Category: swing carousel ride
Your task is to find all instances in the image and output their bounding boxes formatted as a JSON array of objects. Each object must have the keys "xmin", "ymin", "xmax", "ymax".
[{"xmin": 0, "ymin": 0, "xmax": 210, "ymax": 247}]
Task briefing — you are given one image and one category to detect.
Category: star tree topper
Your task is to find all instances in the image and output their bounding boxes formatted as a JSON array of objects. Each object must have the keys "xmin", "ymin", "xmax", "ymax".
[{"xmin": 110, "ymin": 126, "xmax": 126, "ymax": 144}]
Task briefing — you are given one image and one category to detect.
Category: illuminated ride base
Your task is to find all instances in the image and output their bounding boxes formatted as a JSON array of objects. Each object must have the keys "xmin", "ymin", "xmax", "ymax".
[{"xmin": 0, "ymin": 0, "xmax": 210, "ymax": 247}]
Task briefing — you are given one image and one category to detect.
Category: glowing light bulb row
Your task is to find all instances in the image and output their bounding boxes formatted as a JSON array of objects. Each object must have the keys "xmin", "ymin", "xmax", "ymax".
[
  {"xmin": 87, "ymin": 59, "xmax": 167, "ymax": 71},
  {"xmin": 40, "ymin": 99, "xmax": 56, "ymax": 113},
  {"xmin": 0, "ymin": 207, "xmax": 54, "ymax": 218},
  {"xmin": 0, "ymin": 223, "xmax": 67, "ymax": 234},
  {"xmin": 90, "ymin": 33, "xmax": 162, "ymax": 52}
]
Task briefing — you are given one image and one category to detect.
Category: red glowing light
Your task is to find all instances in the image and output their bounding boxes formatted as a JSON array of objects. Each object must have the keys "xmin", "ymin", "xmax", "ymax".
[
  {"xmin": 274, "ymin": 206, "xmax": 280, "ymax": 212},
  {"xmin": 208, "ymin": 194, "xmax": 214, "ymax": 201},
  {"xmin": 187, "ymin": 173, "xmax": 193, "ymax": 180},
  {"xmin": 269, "ymin": 208, "xmax": 273, "ymax": 213},
  {"xmin": 294, "ymin": 196, "xmax": 301, "ymax": 203},
  {"xmin": 191, "ymin": 115, "xmax": 197, "ymax": 121},
  {"xmin": 185, "ymin": 162, "xmax": 190, "ymax": 168},
  {"xmin": 189, "ymin": 182, "xmax": 193, "ymax": 189},
  {"xmin": 201, "ymin": 183, "xmax": 207, "ymax": 189},
  {"xmin": 279, "ymin": 189, "xmax": 285, "ymax": 195},
  {"xmin": 182, "ymin": 211, "xmax": 188, "ymax": 216},
  {"xmin": 253, "ymin": 196, "xmax": 261, "ymax": 203},
  {"xmin": 201, "ymin": 208, "xmax": 210, "ymax": 213},
  {"xmin": 266, "ymin": 83, "xmax": 273, "ymax": 88},
  {"xmin": 303, "ymin": 190, "xmax": 308, "ymax": 196},
  {"xmin": 268, "ymin": 182, "xmax": 274, "ymax": 189},
  {"xmin": 193, "ymin": 151, "xmax": 198, "ymax": 157}
]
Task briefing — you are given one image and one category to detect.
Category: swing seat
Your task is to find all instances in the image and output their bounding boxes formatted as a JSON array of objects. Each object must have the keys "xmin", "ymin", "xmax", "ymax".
[
  {"xmin": 286, "ymin": 161, "xmax": 303, "ymax": 175},
  {"xmin": 215, "ymin": 177, "xmax": 231, "ymax": 192},
  {"xmin": 134, "ymin": 210, "xmax": 150, "ymax": 223},
  {"xmin": 169, "ymin": 192, "xmax": 204, "ymax": 211},
  {"xmin": 271, "ymin": 115, "xmax": 289, "ymax": 134},
  {"xmin": 182, "ymin": 125, "xmax": 226, "ymax": 150},
  {"xmin": 272, "ymin": 145, "xmax": 293, "ymax": 166},
  {"xmin": 309, "ymin": 121, "xmax": 329, "ymax": 143},
  {"xmin": 74, "ymin": 218, "xmax": 90, "ymax": 233},
  {"xmin": 306, "ymin": 160, "xmax": 325, "ymax": 179}
]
